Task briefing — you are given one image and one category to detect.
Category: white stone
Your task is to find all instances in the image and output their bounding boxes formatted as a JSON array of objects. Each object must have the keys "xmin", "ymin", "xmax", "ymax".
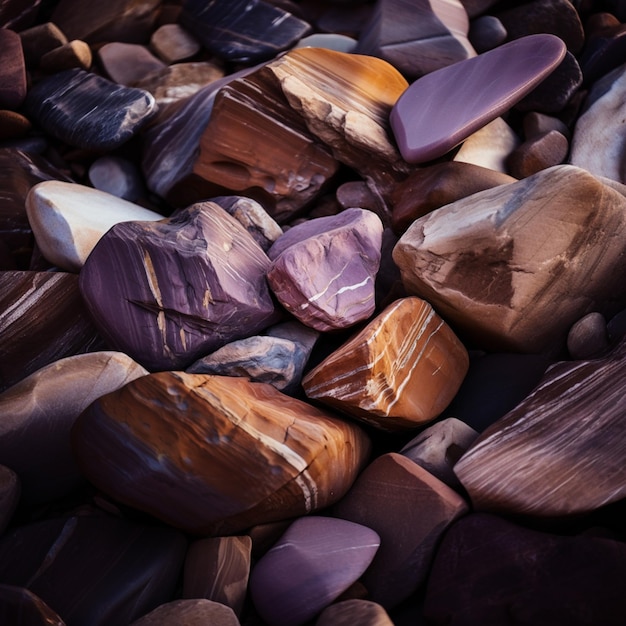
[
  {"xmin": 296, "ymin": 33, "xmax": 358, "ymax": 53},
  {"xmin": 26, "ymin": 180, "xmax": 163, "ymax": 272}
]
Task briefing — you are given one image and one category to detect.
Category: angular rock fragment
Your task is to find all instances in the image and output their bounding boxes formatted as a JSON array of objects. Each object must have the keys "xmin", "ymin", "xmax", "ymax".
[
  {"xmin": 250, "ymin": 516, "xmax": 380, "ymax": 626},
  {"xmin": 506, "ymin": 129, "xmax": 569, "ymax": 178},
  {"xmin": 303, "ymin": 297, "xmax": 468, "ymax": 431},
  {"xmin": 150, "ymin": 23, "xmax": 201, "ymax": 64},
  {"xmin": 0, "ymin": 29, "xmax": 27, "ymax": 109},
  {"xmin": 267, "ymin": 208, "xmax": 383, "ymax": 332},
  {"xmin": 40, "ymin": 39, "xmax": 92, "ymax": 72},
  {"xmin": 356, "ymin": 0, "xmax": 476, "ymax": 79},
  {"xmin": 0, "ymin": 352, "xmax": 147, "ymax": 505},
  {"xmin": 455, "ymin": 335, "xmax": 626, "ymax": 517},
  {"xmin": 393, "ymin": 165, "xmax": 626, "ymax": 353},
  {"xmin": 390, "ymin": 34, "xmax": 566, "ymax": 163},
  {"xmin": 71, "ymin": 372, "xmax": 371, "ymax": 535},
  {"xmin": 79, "ymin": 202, "xmax": 278, "ymax": 371},
  {"xmin": 0, "ymin": 586, "xmax": 65, "ymax": 626},
  {"xmin": 130, "ymin": 599, "xmax": 240, "ymax": 626},
  {"xmin": 26, "ymin": 181, "xmax": 163, "ymax": 272},
  {"xmin": 97, "ymin": 42, "xmax": 166, "ymax": 86},
  {"xmin": 24, "ymin": 69, "xmax": 157, "ymax": 151},
  {"xmin": 180, "ymin": 0, "xmax": 311, "ymax": 64},
  {"xmin": 334, "ymin": 453, "xmax": 468, "ymax": 608}
]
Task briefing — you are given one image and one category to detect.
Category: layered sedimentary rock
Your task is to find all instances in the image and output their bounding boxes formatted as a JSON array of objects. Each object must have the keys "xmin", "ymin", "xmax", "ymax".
[
  {"xmin": 393, "ymin": 165, "xmax": 626, "ymax": 353},
  {"xmin": 454, "ymin": 335, "xmax": 626, "ymax": 517},
  {"xmin": 71, "ymin": 372, "xmax": 371, "ymax": 535},
  {"xmin": 79, "ymin": 202, "xmax": 278, "ymax": 371},
  {"xmin": 303, "ymin": 297, "xmax": 468, "ymax": 431}
]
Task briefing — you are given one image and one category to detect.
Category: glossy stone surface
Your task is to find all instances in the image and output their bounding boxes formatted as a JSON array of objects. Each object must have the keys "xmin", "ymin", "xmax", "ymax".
[
  {"xmin": 303, "ymin": 298, "xmax": 469, "ymax": 431},
  {"xmin": 180, "ymin": 0, "xmax": 311, "ymax": 64},
  {"xmin": 18, "ymin": 22, "xmax": 67, "ymax": 67},
  {"xmin": 393, "ymin": 165, "xmax": 626, "ymax": 353},
  {"xmin": 455, "ymin": 336, "xmax": 626, "ymax": 517},
  {"xmin": 0, "ymin": 29, "xmax": 26, "ymax": 109},
  {"xmin": 183, "ymin": 536, "xmax": 251, "ymax": 615},
  {"xmin": 72, "ymin": 372, "xmax": 371, "ymax": 535},
  {"xmin": 390, "ymin": 34, "xmax": 566, "ymax": 163},
  {"xmin": 424, "ymin": 513, "xmax": 626, "ymax": 626},
  {"xmin": 0, "ymin": 352, "xmax": 147, "ymax": 505},
  {"xmin": 26, "ymin": 181, "xmax": 163, "ymax": 272},
  {"xmin": 250, "ymin": 516, "xmax": 380, "ymax": 626},
  {"xmin": 130, "ymin": 599, "xmax": 240, "ymax": 626},
  {"xmin": 567, "ymin": 312, "xmax": 609, "ymax": 359},
  {"xmin": 0, "ymin": 466, "xmax": 19, "ymax": 536},
  {"xmin": 24, "ymin": 69, "xmax": 157, "ymax": 151},
  {"xmin": 0, "ymin": 586, "xmax": 65, "ymax": 626},
  {"xmin": 356, "ymin": 0, "xmax": 476, "ymax": 79},
  {"xmin": 267, "ymin": 208, "xmax": 383, "ymax": 331},
  {"xmin": 150, "ymin": 23, "xmax": 200, "ymax": 63},
  {"xmin": 316, "ymin": 599, "xmax": 393, "ymax": 626},
  {"xmin": 334, "ymin": 453, "xmax": 468, "ymax": 609},
  {"xmin": 0, "ymin": 515, "xmax": 187, "ymax": 626},
  {"xmin": 0, "ymin": 271, "xmax": 100, "ymax": 392},
  {"xmin": 79, "ymin": 202, "xmax": 278, "ymax": 371}
]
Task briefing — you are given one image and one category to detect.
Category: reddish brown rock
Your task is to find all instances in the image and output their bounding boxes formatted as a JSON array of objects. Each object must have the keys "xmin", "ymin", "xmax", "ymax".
[
  {"xmin": 454, "ymin": 335, "xmax": 626, "ymax": 517},
  {"xmin": 183, "ymin": 536, "xmax": 251, "ymax": 616},
  {"xmin": 98, "ymin": 42, "xmax": 166, "ymax": 86},
  {"xmin": 150, "ymin": 23, "xmax": 201, "ymax": 63},
  {"xmin": 18, "ymin": 22, "xmax": 68, "ymax": 67},
  {"xmin": 303, "ymin": 297, "xmax": 468, "ymax": 431},
  {"xmin": 0, "ymin": 29, "xmax": 26, "ymax": 110},
  {"xmin": 0, "ymin": 271, "xmax": 100, "ymax": 392},
  {"xmin": 39, "ymin": 39, "xmax": 92, "ymax": 72},
  {"xmin": 334, "ymin": 453, "xmax": 468, "ymax": 609},
  {"xmin": 71, "ymin": 372, "xmax": 371, "ymax": 535},
  {"xmin": 130, "ymin": 599, "xmax": 240, "ymax": 626},
  {"xmin": 393, "ymin": 165, "xmax": 626, "ymax": 353},
  {"xmin": 506, "ymin": 129, "xmax": 569, "ymax": 178}
]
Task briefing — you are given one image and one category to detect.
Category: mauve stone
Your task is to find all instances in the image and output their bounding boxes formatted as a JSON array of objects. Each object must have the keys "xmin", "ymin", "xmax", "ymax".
[
  {"xmin": 393, "ymin": 165, "xmax": 626, "ymax": 353},
  {"xmin": 0, "ymin": 29, "xmax": 26, "ymax": 109},
  {"xmin": 334, "ymin": 453, "xmax": 468, "ymax": 609},
  {"xmin": 79, "ymin": 202, "xmax": 278, "ymax": 371},
  {"xmin": 267, "ymin": 208, "xmax": 382, "ymax": 331},
  {"xmin": 0, "ymin": 271, "xmax": 100, "ymax": 392},
  {"xmin": 506, "ymin": 129, "xmax": 569, "ymax": 178},
  {"xmin": 131, "ymin": 599, "xmax": 240, "ymax": 626},
  {"xmin": 356, "ymin": 0, "xmax": 476, "ymax": 79},
  {"xmin": 18, "ymin": 22, "xmax": 68, "ymax": 67},
  {"xmin": 0, "ymin": 466, "xmax": 19, "ymax": 536},
  {"xmin": 0, "ymin": 586, "xmax": 65, "ymax": 626},
  {"xmin": 400, "ymin": 418, "xmax": 479, "ymax": 489},
  {"xmin": 250, "ymin": 516, "xmax": 380, "ymax": 626},
  {"xmin": 303, "ymin": 297, "xmax": 468, "ymax": 431},
  {"xmin": 455, "ymin": 335, "xmax": 626, "ymax": 517},
  {"xmin": 336, "ymin": 181, "xmax": 387, "ymax": 221},
  {"xmin": 26, "ymin": 180, "xmax": 163, "ymax": 272},
  {"xmin": 0, "ymin": 514, "xmax": 187, "ymax": 626},
  {"xmin": 316, "ymin": 599, "xmax": 393, "ymax": 626},
  {"xmin": 424, "ymin": 513, "xmax": 626, "ymax": 626},
  {"xmin": 187, "ymin": 335, "xmax": 309, "ymax": 394},
  {"xmin": 468, "ymin": 15, "xmax": 507, "ymax": 53},
  {"xmin": 389, "ymin": 161, "xmax": 516, "ymax": 234},
  {"xmin": 390, "ymin": 34, "xmax": 566, "ymax": 163},
  {"xmin": 24, "ymin": 69, "xmax": 157, "ymax": 152},
  {"xmin": 150, "ymin": 23, "xmax": 201, "ymax": 63},
  {"xmin": 88, "ymin": 155, "xmax": 145, "ymax": 202},
  {"xmin": 72, "ymin": 372, "xmax": 371, "ymax": 535},
  {"xmin": 40, "ymin": 39, "xmax": 92, "ymax": 72},
  {"xmin": 567, "ymin": 311, "xmax": 609, "ymax": 359},
  {"xmin": 98, "ymin": 42, "xmax": 167, "ymax": 86},
  {"xmin": 443, "ymin": 352, "xmax": 551, "ymax": 433},
  {"xmin": 180, "ymin": 0, "xmax": 311, "ymax": 64},
  {"xmin": 0, "ymin": 352, "xmax": 147, "ymax": 505},
  {"xmin": 183, "ymin": 536, "xmax": 251, "ymax": 615}
]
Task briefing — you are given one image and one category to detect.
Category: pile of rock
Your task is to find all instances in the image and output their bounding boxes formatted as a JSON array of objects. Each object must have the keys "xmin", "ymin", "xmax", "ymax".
[{"xmin": 1, "ymin": 0, "xmax": 626, "ymax": 624}]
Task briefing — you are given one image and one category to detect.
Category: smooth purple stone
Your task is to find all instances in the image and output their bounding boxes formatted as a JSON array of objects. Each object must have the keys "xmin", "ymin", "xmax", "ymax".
[{"xmin": 390, "ymin": 34, "xmax": 566, "ymax": 163}]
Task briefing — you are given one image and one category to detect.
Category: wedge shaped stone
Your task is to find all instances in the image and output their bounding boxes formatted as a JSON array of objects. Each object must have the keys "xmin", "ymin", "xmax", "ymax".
[
  {"xmin": 454, "ymin": 336, "xmax": 626, "ymax": 517},
  {"xmin": 393, "ymin": 165, "xmax": 626, "ymax": 353},
  {"xmin": 390, "ymin": 34, "xmax": 566, "ymax": 163},
  {"xmin": 79, "ymin": 202, "xmax": 278, "ymax": 371},
  {"xmin": 71, "ymin": 372, "xmax": 371, "ymax": 535},
  {"xmin": 303, "ymin": 297, "xmax": 468, "ymax": 431}
]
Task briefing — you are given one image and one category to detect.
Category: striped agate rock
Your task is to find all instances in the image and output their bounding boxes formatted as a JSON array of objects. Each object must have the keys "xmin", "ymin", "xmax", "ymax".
[
  {"xmin": 302, "ymin": 297, "xmax": 468, "ymax": 431},
  {"xmin": 454, "ymin": 335, "xmax": 626, "ymax": 517},
  {"xmin": 71, "ymin": 372, "xmax": 371, "ymax": 536}
]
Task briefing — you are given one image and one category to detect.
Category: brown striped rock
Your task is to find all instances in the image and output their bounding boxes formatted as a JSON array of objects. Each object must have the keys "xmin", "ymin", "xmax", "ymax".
[
  {"xmin": 303, "ymin": 297, "xmax": 468, "ymax": 431},
  {"xmin": 393, "ymin": 165, "xmax": 626, "ymax": 354},
  {"xmin": 79, "ymin": 202, "xmax": 278, "ymax": 371},
  {"xmin": 455, "ymin": 335, "xmax": 626, "ymax": 517},
  {"xmin": 71, "ymin": 372, "xmax": 371, "ymax": 535}
]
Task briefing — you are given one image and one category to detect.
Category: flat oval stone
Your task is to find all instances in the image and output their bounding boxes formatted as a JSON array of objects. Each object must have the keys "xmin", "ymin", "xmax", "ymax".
[
  {"xmin": 0, "ymin": 352, "xmax": 147, "ymax": 505},
  {"xmin": 506, "ymin": 129, "xmax": 569, "ymax": 178},
  {"xmin": 390, "ymin": 34, "xmax": 566, "ymax": 163},
  {"xmin": 79, "ymin": 202, "xmax": 278, "ymax": 371},
  {"xmin": 267, "ymin": 208, "xmax": 383, "ymax": 332},
  {"xmin": 18, "ymin": 22, "xmax": 68, "ymax": 67},
  {"xmin": 71, "ymin": 372, "xmax": 371, "ymax": 535},
  {"xmin": 150, "ymin": 23, "xmax": 201, "ymax": 63},
  {"xmin": 303, "ymin": 297, "xmax": 469, "ymax": 431},
  {"xmin": 24, "ymin": 69, "xmax": 157, "ymax": 151},
  {"xmin": 26, "ymin": 181, "xmax": 163, "ymax": 272},
  {"xmin": 249, "ymin": 516, "xmax": 380, "ymax": 626},
  {"xmin": 0, "ymin": 586, "xmax": 65, "ymax": 626},
  {"xmin": 567, "ymin": 312, "xmax": 609, "ymax": 359},
  {"xmin": 454, "ymin": 336, "xmax": 626, "ymax": 517},
  {"xmin": 39, "ymin": 39, "xmax": 92, "ymax": 72}
]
